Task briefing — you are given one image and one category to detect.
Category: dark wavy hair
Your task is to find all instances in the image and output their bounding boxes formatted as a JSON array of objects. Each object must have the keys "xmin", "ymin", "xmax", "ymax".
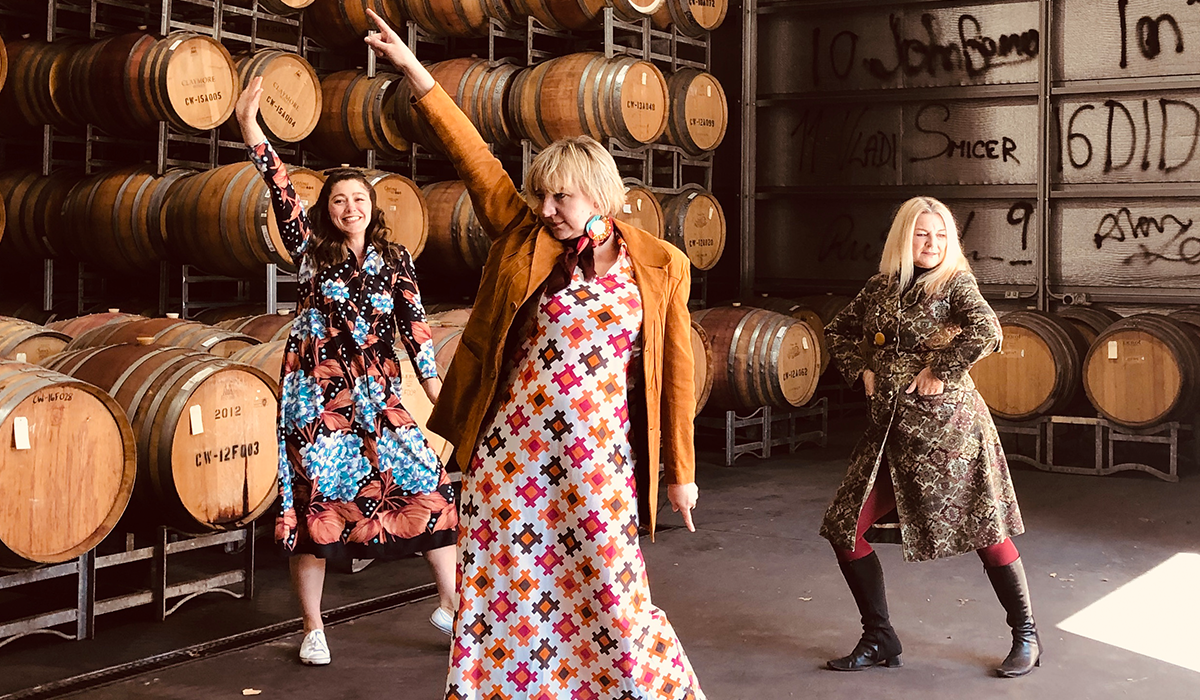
[{"xmin": 306, "ymin": 169, "xmax": 400, "ymax": 272}]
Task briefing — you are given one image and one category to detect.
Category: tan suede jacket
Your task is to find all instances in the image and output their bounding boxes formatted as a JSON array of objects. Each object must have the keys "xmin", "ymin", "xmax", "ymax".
[{"xmin": 416, "ymin": 84, "xmax": 696, "ymax": 535}]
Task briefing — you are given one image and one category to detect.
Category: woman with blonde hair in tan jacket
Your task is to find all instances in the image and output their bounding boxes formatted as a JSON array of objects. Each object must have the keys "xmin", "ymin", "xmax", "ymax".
[{"xmin": 364, "ymin": 10, "xmax": 704, "ymax": 699}]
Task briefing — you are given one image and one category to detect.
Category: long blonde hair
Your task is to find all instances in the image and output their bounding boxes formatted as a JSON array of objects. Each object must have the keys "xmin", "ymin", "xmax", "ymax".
[{"xmin": 878, "ymin": 196, "xmax": 970, "ymax": 294}]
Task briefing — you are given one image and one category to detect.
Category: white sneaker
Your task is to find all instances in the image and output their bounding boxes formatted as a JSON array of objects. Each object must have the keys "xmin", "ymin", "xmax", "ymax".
[
  {"xmin": 299, "ymin": 629, "xmax": 331, "ymax": 665},
  {"xmin": 429, "ymin": 606, "xmax": 454, "ymax": 636}
]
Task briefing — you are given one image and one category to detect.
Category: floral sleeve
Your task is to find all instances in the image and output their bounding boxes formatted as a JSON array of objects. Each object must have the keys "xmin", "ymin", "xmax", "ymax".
[
  {"xmin": 391, "ymin": 247, "xmax": 439, "ymax": 382},
  {"xmin": 930, "ymin": 272, "xmax": 1002, "ymax": 384},
  {"xmin": 248, "ymin": 140, "xmax": 310, "ymax": 260}
]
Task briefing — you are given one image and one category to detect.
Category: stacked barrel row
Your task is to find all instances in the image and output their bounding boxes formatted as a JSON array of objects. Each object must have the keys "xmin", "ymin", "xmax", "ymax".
[
  {"xmin": 304, "ymin": 0, "xmax": 727, "ymax": 44},
  {"xmin": 0, "ymin": 312, "xmax": 280, "ymax": 569},
  {"xmin": 304, "ymin": 56, "xmax": 728, "ymax": 162},
  {"xmin": 971, "ymin": 308, "xmax": 1200, "ymax": 431}
]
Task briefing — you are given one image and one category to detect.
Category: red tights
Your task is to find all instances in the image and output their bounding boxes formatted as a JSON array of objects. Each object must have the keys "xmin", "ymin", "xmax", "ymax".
[{"xmin": 833, "ymin": 466, "xmax": 1019, "ymax": 568}]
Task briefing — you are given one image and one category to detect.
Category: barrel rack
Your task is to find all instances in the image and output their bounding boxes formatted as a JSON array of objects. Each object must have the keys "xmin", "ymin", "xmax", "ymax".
[
  {"xmin": 0, "ymin": 525, "xmax": 256, "ymax": 649},
  {"xmin": 994, "ymin": 414, "xmax": 1199, "ymax": 484},
  {"xmin": 695, "ymin": 397, "xmax": 828, "ymax": 467}
]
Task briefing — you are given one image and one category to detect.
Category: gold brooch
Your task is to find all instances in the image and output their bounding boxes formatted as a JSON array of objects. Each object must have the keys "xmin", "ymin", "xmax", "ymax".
[{"xmin": 874, "ymin": 332, "xmax": 886, "ymax": 346}]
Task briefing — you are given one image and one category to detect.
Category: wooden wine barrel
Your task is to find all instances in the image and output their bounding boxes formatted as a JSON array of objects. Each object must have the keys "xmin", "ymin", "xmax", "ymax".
[
  {"xmin": 162, "ymin": 162, "xmax": 294, "ymax": 277},
  {"xmin": 1083, "ymin": 314, "xmax": 1200, "ymax": 429},
  {"xmin": 0, "ymin": 170, "xmax": 77, "ymax": 261},
  {"xmin": 138, "ymin": 32, "xmax": 239, "ymax": 132},
  {"xmin": 0, "ymin": 317, "xmax": 71, "ymax": 364},
  {"xmin": 258, "ymin": 0, "xmax": 316, "ymax": 15},
  {"xmin": 61, "ymin": 167, "xmax": 186, "ymax": 275},
  {"xmin": 796, "ymin": 293, "xmax": 854, "ymax": 326},
  {"xmin": 399, "ymin": 0, "xmax": 518, "ymax": 37},
  {"xmin": 690, "ymin": 319, "xmax": 713, "ymax": 415},
  {"xmin": 47, "ymin": 312, "xmax": 146, "ymax": 338},
  {"xmin": 420, "ymin": 180, "xmax": 491, "ymax": 278},
  {"xmin": 288, "ymin": 166, "xmax": 326, "ymax": 214},
  {"xmin": 0, "ymin": 302, "xmax": 58, "ymax": 326},
  {"xmin": 66, "ymin": 317, "xmax": 259, "ymax": 359},
  {"xmin": 691, "ymin": 305, "xmax": 821, "ymax": 410},
  {"xmin": 306, "ymin": 70, "xmax": 408, "ymax": 161},
  {"xmin": 431, "ymin": 325, "xmax": 464, "ymax": 375},
  {"xmin": 0, "ymin": 39, "xmax": 83, "ymax": 130},
  {"xmin": 0, "ymin": 34, "xmax": 7, "ymax": 95},
  {"xmin": 303, "ymin": 0, "xmax": 406, "ymax": 48},
  {"xmin": 616, "ymin": 181, "xmax": 665, "ymax": 239},
  {"xmin": 748, "ymin": 295, "xmax": 829, "ymax": 374},
  {"xmin": 228, "ymin": 340, "xmax": 286, "ymax": 389},
  {"xmin": 663, "ymin": 68, "xmax": 728, "ymax": 155},
  {"xmin": 395, "ymin": 58, "xmax": 488, "ymax": 153},
  {"xmin": 427, "ymin": 306, "xmax": 474, "ymax": 328},
  {"xmin": 231, "ymin": 50, "xmax": 321, "ymax": 142},
  {"xmin": 217, "ymin": 312, "xmax": 297, "ymax": 343},
  {"xmin": 651, "ymin": 0, "xmax": 728, "ymax": 37},
  {"xmin": 63, "ymin": 32, "xmax": 158, "ymax": 134},
  {"xmin": 360, "ymin": 169, "xmax": 429, "ymax": 258},
  {"xmin": 509, "ymin": 53, "xmax": 669, "ymax": 149},
  {"xmin": 513, "ymin": 0, "xmax": 663, "ymax": 31},
  {"xmin": 467, "ymin": 61, "xmax": 522, "ymax": 148},
  {"xmin": 1169, "ymin": 307, "xmax": 1200, "ymax": 332},
  {"xmin": 43, "ymin": 344, "xmax": 278, "ymax": 533},
  {"xmin": 1056, "ymin": 305, "xmax": 1121, "ymax": 346},
  {"xmin": 659, "ymin": 185, "xmax": 726, "ymax": 270},
  {"xmin": 192, "ymin": 304, "xmax": 268, "ymax": 325},
  {"xmin": 970, "ymin": 310, "xmax": 1090, "ymax": 421},
  {"xmin": 0, "ymin": 361, "xmax": 136, "ymax": 569}
]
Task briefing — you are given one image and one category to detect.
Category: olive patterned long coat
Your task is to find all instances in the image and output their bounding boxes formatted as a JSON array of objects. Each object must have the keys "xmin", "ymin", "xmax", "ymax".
[{"xmin": 819, "ymin": 269, "xmax": 1024, "ymax": 562}]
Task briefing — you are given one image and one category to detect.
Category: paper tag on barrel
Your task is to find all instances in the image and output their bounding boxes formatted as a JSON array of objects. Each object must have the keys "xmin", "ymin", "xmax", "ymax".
[{"xmin": 14, "ymin": 416, "xmax": 30, "ymax": 450}]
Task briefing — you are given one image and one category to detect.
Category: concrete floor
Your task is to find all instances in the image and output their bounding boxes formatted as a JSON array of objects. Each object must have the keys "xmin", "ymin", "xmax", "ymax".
[{"xmin": 4, "ymin": 424, "xmax": 1200, "ymax": 699}]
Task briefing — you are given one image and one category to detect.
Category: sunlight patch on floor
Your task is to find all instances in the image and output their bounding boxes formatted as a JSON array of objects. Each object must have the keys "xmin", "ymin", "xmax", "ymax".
[{"xmin": 1058, "ymin": 552, "xmax": 1200, "ymax": 674}]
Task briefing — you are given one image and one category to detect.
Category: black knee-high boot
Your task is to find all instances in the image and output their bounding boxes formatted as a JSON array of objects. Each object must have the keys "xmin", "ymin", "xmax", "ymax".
[
  {"xmin": 827, "ymin": 551, "xmax": 903, "ymax": 671},
  {"xmin": 985, "ymin": 557, "xmax": 1041, "ymax": 677}
]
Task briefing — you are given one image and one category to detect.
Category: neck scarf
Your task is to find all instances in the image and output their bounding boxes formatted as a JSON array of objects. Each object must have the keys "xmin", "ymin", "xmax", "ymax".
[{"xmin": 545, "ymin": 216, "xmax": 614, "ymax": 294}]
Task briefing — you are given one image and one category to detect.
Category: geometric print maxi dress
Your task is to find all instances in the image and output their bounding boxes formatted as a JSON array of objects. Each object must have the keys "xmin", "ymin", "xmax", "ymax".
[
  {"xmin": 446, "ymin": 240, "xmax": 704, "ymax": 700},
  {"xmin": 249, "ymin": 141, "xmax": 458, "ymax": 560}
]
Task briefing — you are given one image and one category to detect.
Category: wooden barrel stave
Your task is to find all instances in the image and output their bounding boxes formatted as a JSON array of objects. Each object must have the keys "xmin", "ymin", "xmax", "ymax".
[
  {"xmin": 217, "ymin": 312, "xmax": 297, "ymax": 343},
  {"xmin": 43, "ymin": 345, "xmax": 278, "ymax": 533},
  {"xmin": 509, "ymin": 53, "xmax": 669, "ymax": 149},
  {"xmin": 1056, "ymin": 305, "xmax": 1122, "ymax": 347},
  {"xmin": 303, "ymin": 0, "xmax": 405, "ymax": 48},
  {"xmin": 1083, "ymin": 314, "xmax": 1200, "ymax": 429},
  {"xmin": 651, "ymin": 0, "xmax": 728, "ymax": 36},
  {"xmin": 692, "ymin": 306, "xmax": 819, "ymax": 411},
  {"xmin": 228, "ymin": 340, "xmax": 287, "ymax": 389},
  {"xmin": 0, "ymin": 317, "xmax": 71, "ymax": 364},
  {"xmin": 47, "ymin": 312, "xmax": 147, "ymax": 338},
  {"xmin": 420, "ymin": 180, "xmax": 491, "ymax": 277},
  {"xmin": 65, "ymin": 317, "xmax": 259, "ymax": 358},
  {"xmin": 659, "ymin": 185, "xmax": 726, "ymax": 270},
  {"xmin": 970, "ymin": 310, "xmax": 1090, "ymax": 421},
  {"xmin": 690, "ymin": 319, "xmax": 713, "ymax": 415},
  {"xmin": 0, "ymin": 361, "xmax": 136, "ymax": 568},
  {"xmin": 617, "ymin": 181, "xmax": 665, "ymax": 239},
  {"xmin": 663, "ymin": 68, "xmax": 728, "ymax": 155}
]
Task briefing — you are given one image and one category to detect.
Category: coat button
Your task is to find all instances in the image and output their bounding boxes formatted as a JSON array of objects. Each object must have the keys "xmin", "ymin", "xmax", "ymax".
[{"xmin": 510, "ymin": 301, "xmax": 518, "ymax": 311}]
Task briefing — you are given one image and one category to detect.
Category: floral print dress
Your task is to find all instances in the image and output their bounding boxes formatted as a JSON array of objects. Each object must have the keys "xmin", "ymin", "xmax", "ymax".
[
  {"xmin": 446, "ymin": 241, "xmax": 704, "ymax": 700},
  {"xmin": 249, "ymin": 141, "xmax": 458, "ymax": 559}
]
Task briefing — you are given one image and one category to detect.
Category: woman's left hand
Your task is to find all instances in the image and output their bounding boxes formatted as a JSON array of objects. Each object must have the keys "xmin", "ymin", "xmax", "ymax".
[
  {"xmin": 667, "ymin": 483, "xmax": 699, "ymax": 532},
  {"xmin": 905, "ymin": 366, "xmax": 945, "ymax": 396}
]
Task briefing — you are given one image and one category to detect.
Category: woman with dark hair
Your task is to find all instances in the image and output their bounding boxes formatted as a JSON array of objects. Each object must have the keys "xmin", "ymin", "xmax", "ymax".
[
  {"xmin": 235, "ymin": 76, "xmax": 458, "ymax": 666},
  {"xmin": 821, "ymin": 196, "xmax": 1039, "ymax": 678}
]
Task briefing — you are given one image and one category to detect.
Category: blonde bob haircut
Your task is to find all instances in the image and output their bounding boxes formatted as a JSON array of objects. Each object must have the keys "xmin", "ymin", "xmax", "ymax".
[
  {"xmin": 523, "ymin": 136, "xmax": 627, "ymax": 219},
  {"xmin": 879, "ymin": 196, "xmax": 971, "ymax": 295}
]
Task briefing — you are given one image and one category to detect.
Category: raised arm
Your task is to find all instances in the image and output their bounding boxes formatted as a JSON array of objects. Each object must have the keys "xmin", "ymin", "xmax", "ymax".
[
  {"xmin": 238, "ymin": 76, "xmax": 310, "ymax": 260},
  {"xmin": 364, "ymin": 9, "xmax": 536, "ymax": 241}
]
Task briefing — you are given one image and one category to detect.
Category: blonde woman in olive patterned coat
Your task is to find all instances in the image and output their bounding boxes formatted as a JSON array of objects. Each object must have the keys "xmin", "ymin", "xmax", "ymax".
[{"xmin": 819, "ymin": 196, "xmax": 1039, "ymax": 678}]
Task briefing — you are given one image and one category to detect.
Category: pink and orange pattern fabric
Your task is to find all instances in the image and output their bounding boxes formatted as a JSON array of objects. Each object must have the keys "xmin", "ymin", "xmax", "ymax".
[{"xmin": 447, "ymin": 242, "xmax": 704, "ymax": 700}]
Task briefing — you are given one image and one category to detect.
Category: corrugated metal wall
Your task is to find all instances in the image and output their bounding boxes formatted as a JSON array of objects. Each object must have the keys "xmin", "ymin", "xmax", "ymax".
[{"xmin": 751, "ymin": 0, "xmax": 1200, "ymax": 306}]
